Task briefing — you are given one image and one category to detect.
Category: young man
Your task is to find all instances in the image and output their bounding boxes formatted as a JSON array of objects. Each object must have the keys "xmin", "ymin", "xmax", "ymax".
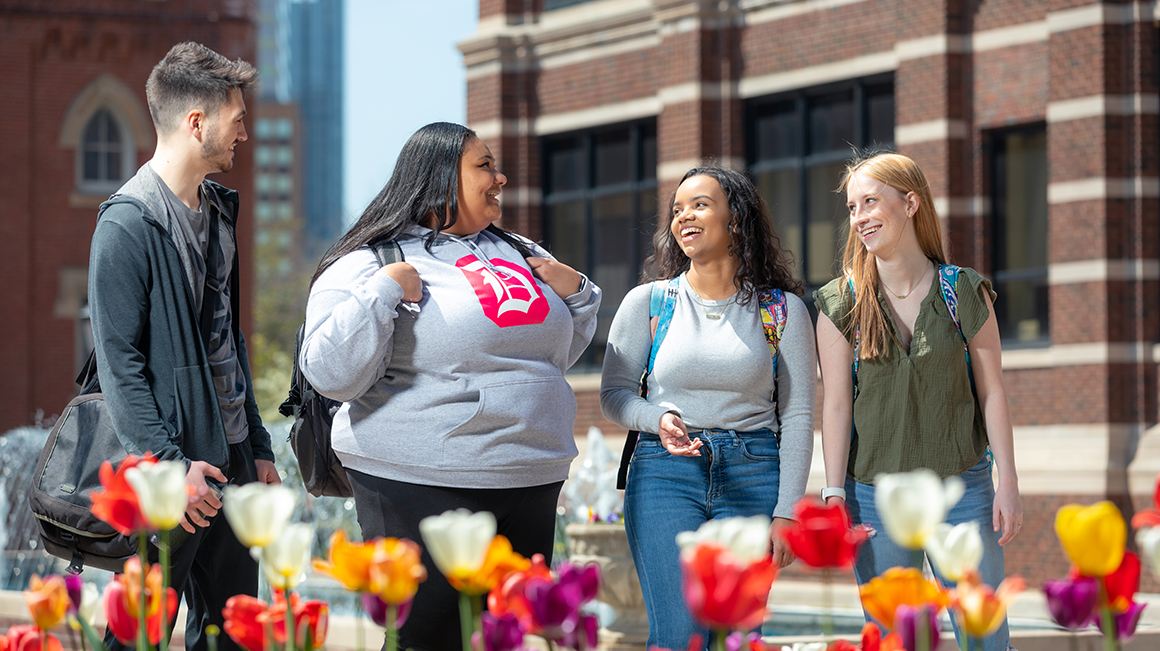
[{"xmin": 88, "ymin": 42, "xmax": 279, "ymax": 651}]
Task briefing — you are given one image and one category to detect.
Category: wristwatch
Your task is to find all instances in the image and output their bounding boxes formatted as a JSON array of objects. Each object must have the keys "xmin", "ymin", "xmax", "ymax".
[{"xmin": 821, "ymin": 487, "xmax": 847, "ymax": 501}]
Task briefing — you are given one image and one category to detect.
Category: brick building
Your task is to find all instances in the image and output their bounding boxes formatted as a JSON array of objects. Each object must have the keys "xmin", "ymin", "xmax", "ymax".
[
  {"xmin": 459, "ymin": 0, "xmax": 1160, "ymax": 585},
  {"xmin": 0, "ymin": 1, "xmax": 258, "ymax": 431}
]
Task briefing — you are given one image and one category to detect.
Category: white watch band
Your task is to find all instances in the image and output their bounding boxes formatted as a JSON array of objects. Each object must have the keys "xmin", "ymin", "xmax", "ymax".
[{"xmin": 821, "ymin": 487, "xmax": 847, "ymax": 501}]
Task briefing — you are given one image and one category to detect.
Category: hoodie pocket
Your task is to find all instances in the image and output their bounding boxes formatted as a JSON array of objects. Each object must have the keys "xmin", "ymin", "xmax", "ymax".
[
  {"xmin": 172, "ymin": 365, "xmax": 226, "ymax": 464},
  {"xmin": 440, "ymin": 376, "xmax": 578, "ymax": 469}
]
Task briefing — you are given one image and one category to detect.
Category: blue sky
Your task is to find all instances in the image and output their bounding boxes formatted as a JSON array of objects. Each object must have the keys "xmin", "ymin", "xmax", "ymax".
[{"xmin": 342, "ymin": 0, "xmax": 479, "ymax": 224}]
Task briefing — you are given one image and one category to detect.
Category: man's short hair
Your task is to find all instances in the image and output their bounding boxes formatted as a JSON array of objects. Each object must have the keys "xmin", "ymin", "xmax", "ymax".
[{"xmin": 146, "ymin": 42, "xmax": 258, "ymax": 135}]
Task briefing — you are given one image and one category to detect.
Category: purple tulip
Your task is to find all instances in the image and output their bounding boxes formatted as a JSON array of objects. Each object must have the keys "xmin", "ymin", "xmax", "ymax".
[
  {"xmin": 525, "ymin": 576, "xmax": 585, "ymax": 641},
  {"xmin": 1096, "ymin": 601, "xmax": 1147, "ymax": 642},
  {"xmin": 1042, "ymin": 576, "xmax": 1098, "ymax": 631},
  {"xmin": 558, "ymin": 613, "xmax": 599, "ymax": 651},
  {"xmin": 725, "ymin": 631, "xmax": 762, "ymax": 651},
  {"xmin": 894, "ymin": 603, "xmax": 941, "ymax": 651},
  {"xmin": 361, "ymin": 592, "xmax": 411, "ymax": 629},
  {"xmin": 556, "ymin": 562, "xmax": 601, "ymax": 604},
  {"xmin": 480, "ymin": 611, "xmax": 526, "ymax": 651},
  {"xmin": 64, "ymin": 574, "xmax": 84, "ymax": 615}
]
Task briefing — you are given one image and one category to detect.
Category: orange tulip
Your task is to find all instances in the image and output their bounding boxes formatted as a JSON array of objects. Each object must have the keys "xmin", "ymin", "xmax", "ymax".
[
  {"xmin": 89, "ymin": 454, "xmax": 154, "ymax": 536},
  {"xmin": 680, "ymin": 542, "xmax": 778, "ymax": 631},
  {"xmin": 858, "ymin": 567, "xmax": 949, "ymax": 630},
  {"xmin": 488, "ymin": 553, "xmax": 554, "ymax": 633},
  {"xmin": 25, "ymin": 575, "xmax": 69, "ymax": 631},
  {"xmin": 103, "ymin": 560, "xmax": 178, "ymax": 645},
  {"xmin": 369, "ymin": 537, "xmax": 427, "ymax": 605},
  {"xmin": 446, "ymin": 535, "xmax": 530, "ymax": 595},
  {"xmin": 312, "ymin": 530, "xmax": 378, "ymax": 592},
  {"xmin": 949, "ymin": 569, "xmax": 1025, "ymax": 638},
  {"xmin": 4, "ymin": 626, "xmax": 63, "ymax": 651}
]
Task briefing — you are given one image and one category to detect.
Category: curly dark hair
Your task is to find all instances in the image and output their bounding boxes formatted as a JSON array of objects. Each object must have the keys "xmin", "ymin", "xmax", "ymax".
[{"xmin": 643, "ymin": 166, "xmax": 803, "ymax": 302}]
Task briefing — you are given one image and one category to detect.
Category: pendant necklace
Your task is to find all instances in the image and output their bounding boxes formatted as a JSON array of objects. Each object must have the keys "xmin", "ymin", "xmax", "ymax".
[
  {"xmin": 687, "ymin": 275, "xmax": 734, "ymax": 320},
  {"xmin": 879, "ymin": 261, "xmax": 932, "ymax": 299}
]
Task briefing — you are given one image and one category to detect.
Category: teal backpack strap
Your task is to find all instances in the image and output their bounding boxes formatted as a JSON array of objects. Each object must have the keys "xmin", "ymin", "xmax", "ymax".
[
  {"xmin": 645, "ymin": 278, "xmax": 681, "ymax": 380},
  {"xmin": 937, "ymin": 264, "xmax": 976, "ymax": 395},
  {"xmin": 847, "ymin": 278, "xmax": 861, "ymax": 399}
]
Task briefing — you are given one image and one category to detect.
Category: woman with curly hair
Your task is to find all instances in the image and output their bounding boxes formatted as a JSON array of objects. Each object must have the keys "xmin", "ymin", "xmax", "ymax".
[{"xmin": 600, "ymin": 166, "xmax": 815, "ymax": 648}]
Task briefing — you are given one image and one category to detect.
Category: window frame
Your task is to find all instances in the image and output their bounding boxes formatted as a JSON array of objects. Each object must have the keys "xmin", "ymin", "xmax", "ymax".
[
  {"xmin": 76, "ymin": 107, "xmax": 135, "ymax": 195},
  {"xmin": 745, "ymin": 74, "xmax": 895, "ymax": 296}
]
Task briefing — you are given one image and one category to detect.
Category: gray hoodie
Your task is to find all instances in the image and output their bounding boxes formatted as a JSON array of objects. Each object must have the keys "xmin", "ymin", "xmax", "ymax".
[{"xmin": 301, "ymin": 225, "xmax": 601, "ymax": 488}]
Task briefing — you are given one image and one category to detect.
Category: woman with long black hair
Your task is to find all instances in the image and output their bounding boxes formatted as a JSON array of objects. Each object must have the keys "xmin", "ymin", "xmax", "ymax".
[
  {"xmin": 300, "ymin": 122, "xmax": 600, "ymax": 650},
  {"xmin": 601, "ymin": 166, "xmax": 815, "ymax": 649}
]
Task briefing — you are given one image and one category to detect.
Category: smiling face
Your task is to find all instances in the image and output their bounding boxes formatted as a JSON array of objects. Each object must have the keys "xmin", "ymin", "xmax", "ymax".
[
  {"xmin": 445, "ymin": 136, "xmax": 506, "ymax": 236},
  {"xmin": 670, "ymin": 174, "xmax": 735, "ymax": 263},
  {"xmin": 200, "ymin": 88, "xmax": 247, "ymax": 174},
  {"xmin": 845, "ymin": 170, "xmax": 918, "ymax": 257}
]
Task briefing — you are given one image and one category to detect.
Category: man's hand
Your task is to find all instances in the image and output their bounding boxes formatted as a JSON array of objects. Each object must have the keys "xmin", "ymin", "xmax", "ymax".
[
  {"xmin": 256, "ymin": 459, "xmax": 281, "ymax": 486},
  {"xmin": 180, "ymin": 460, "xmax": 227, "ymax": 533}
]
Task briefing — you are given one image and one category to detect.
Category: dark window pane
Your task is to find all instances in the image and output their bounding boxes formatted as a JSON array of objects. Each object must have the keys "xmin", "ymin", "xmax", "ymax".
[
  {"xmin": 594, "ymin": 129, "xmax": 632, "ymax": 186},
  {"xmin": 83, "ymin": 152, "xmax": 100, "ymax": 181},
  {"xmin": 106, "ymin": 152, "xmax": 121, "ymax": 180},
  {"xmin": 83, "ymin": 112, "xmax": 103, "ymax": 145},
  {"xmin": 808, "ymin": 90, "xmax": 855, "ymax": 154},
  {"xmin": 641, "ymin": 128, "xmax": 657, "ymax": 180},
  {"xmin": 993, "ymin": 127, "xmax": 1048, "ymax": 343},
  {"xmin": 757, "ymin": 169, "xmax": 803, "ymax": 281},
  {"xmin": 637, "ymin": 192, "xmax": 658, "ymax": 278},
  {"xmin": 807, "ymin": 161, "xmax": 847, "ymax": 285},
  {"xmin": 866, "ymin": 83, "xmax": 895, "ymax": 146},
  {"xmin": 546, "ymin": 137, "xmax": 585, "ymax": 193},
  {"xmin": 752, "ymin": 100, "xmax": 799, "ymax": 161},
  {"xmin": 593, "ymin": 193, "xmax": 633, "ymax": 309},
  {"xmin": 547, "ymin": 201, "xmax": 587, "ymax": 271},
  {"xmin": 994, "ymin": 276, "xmax": 1049, "ymax": 341},
  {"xmin": 105, "ymin": 113, "xmax": 121, "ymax": 143}
]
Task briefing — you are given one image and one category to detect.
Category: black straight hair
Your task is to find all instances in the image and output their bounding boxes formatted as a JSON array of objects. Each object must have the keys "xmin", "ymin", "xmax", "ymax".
[
  {"xmin": 313, "ymin": 122, "xmax": 533, "ymax": 285},
  {"xmin": 644, "ymin": 165, "xmax": 803, "ymax": 301}
]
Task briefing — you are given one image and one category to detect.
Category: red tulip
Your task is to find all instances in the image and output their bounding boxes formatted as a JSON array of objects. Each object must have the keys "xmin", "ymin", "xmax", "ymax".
[
  {"xmin": 103, "ymin": 561, "xmax": 178, "ymax": 646},
  {"xmin": 222, "ymin": 595, "xmax": 268, "ymax": 651},
  {"xmin": 223, "ymin": 592, "xmax": 328, "ymax": 651},
  {"xmin": 781, "ymin": 498, "xmax": 870, "ymax": 569},
  {"xmin": 89, "ymin": 454, "xmax": 154, "ymax": 536},
  {"xmin": 1130, "ymin": 476, "xmax": 1160, "ymax": 529},
  {"xmin": 1101, "ymin": 551, "xmax": 1140, "ymax": 613},
  {"xmin": 680, "ymin": 542, "xmax": 778, "ymax": 631},
  {"xmin": 4, "ymin": 626, "xmax": 62, "ymax": 651}
]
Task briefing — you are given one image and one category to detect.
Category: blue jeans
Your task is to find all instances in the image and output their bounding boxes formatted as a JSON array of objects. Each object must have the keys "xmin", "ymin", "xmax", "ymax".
[
  {"xmin": 624, "ymin": 428, "xmax": 781, "ymax": 650},
  {"xmin": 845, "ymin": 456, "xmax": 1011, "ymax": 651}
]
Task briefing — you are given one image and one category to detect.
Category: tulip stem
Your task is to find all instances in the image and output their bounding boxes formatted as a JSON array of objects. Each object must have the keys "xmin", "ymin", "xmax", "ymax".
[
  {"xmin": 356, "ymin": 596, "xmax": 365, "ymax": 651},
  {"xmin": 78, "ymin": 615, "xmax": 108, "ymax": 651},
  {"xmin": 39, "ymin": 627, "xmax": 46, "ymax": 651},
  {"xmin": 139, "ymin": 531, "xmax": 150, "ymax": 651},
  {"xmin": 459, "ymin": 592, "xmax": 472, "ymax": 651},
  {"xmin": 822, "ymin": 568, "xmax": 834, "ymax": 641},
  {"xmin": 284, "ymin": 589, "xmax": 296, "ymax": 651},
  {"xmin": 1099, "ymin": 605, "xmax": 1119, "ymax": 651},
  {"xmin": 912, "ymin": 549, "xmax": 925, "ymax": 571},
  {"xmin": 385, "ymin": 605, "xmax": 397, "ymax": 651},
  {"xmin": 161, "ymin": 529, "xmax": 171, "ymax": 651},
  {"xmin": 917, "ymin": 611, "xmax": 929, "ymax": 651},
  {"xmin": 715, "ymin": 629, "xmax": 726, "ymax": 651}
]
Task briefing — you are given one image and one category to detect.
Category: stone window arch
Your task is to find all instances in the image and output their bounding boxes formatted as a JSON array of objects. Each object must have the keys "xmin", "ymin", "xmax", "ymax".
[{"xmin": 60, "ymin": 73, "xmax": 154, "ymax": 206}]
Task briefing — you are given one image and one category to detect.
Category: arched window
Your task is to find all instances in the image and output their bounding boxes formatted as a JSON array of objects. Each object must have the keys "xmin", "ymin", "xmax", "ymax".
[{"xmin": 81, "ymin": 109, "xmax": 128, "ymax": 186}]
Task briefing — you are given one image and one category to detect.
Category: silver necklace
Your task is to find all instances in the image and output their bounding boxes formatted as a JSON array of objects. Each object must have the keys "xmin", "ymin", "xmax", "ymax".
[
  {"xmin": 686, "ymin": 276, "xmax": 735, "ymax": 320},
  {"xmin": 880, "ymin": 262, "xmax": 932, "ymax": 299}
]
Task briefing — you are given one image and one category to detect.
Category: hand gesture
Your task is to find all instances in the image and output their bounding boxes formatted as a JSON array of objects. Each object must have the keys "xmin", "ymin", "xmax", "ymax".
[
  {"xmin": 658, "ymin": 412, "xmax": 703, "ymax": 457},
  {"xmin": 379, "ymin": 262, "xmax": 423, "ymax": 303},
  {"xmin": 181, "ymin": 460, "xmax": 227, "ymax": 533},
  {"xmin": 526, "ymin": 257, "xmax": 582, "ymax": 299}
]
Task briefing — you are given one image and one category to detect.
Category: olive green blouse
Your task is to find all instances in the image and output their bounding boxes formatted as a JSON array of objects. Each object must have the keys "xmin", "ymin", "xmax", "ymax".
[{"xmin": 814, "ymin": 267, "xmax": 996, "ymax": 484}]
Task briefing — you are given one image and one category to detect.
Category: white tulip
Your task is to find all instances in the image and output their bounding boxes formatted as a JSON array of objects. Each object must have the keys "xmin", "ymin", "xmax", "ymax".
[
  {"xmin": 222, "ymin": 483, "xmax": 298, "ymax": 550},
  {"xmin": 924, "ymin": 521, "xmax": 983, "ymax": 582},
  {"xmin": 874, "ymin": 469, "xmax": 964, "ymax": 549},
  {"xmin": 125, "ymin": 460, "xmax": 189, "ymax": 531},
  {"xmin": 419, "ymin": 509, "xmax": 497, "ymax": 577},
  {"xmin": 675, "ymin": 515, "xmax": 771, "ymax": 565},
  {"xmin": 1136, "ymin": 527, "xmax": 1160, "ymax": 579},
  {"xmin": 68, "ymin": 583, "xmax": 100, "ymax": 630},
  {"xmin": 781, "ymin": 643, "xmax": 827, "ymax": 651},
  {"xmin": 261, "ymin": 523, "xmax": 315, "ymax": 590}
]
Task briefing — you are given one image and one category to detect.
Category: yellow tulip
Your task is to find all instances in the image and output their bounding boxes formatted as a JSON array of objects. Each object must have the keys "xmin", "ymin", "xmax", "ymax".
[
  {"xmin": 858, "ymin": 567, "xmax": 949, "ymax": 630},
  {"xmin": 313, "ymin": 530, "xmax": 378, "ymax": 592},
  {"xmin": 1055, "ymin": 501, "xmax": 1125, "ymax": 577},
  {"xmin": 369, "ymin": 538, "xmax": 427, "ymax": 605},
  {"xmin": 950, "ymin": 569, "xmax": 1026, "ymax": 638},
  {"xmin": 26, "ymin": 574, "xmax": 69, "ymax": 630}
]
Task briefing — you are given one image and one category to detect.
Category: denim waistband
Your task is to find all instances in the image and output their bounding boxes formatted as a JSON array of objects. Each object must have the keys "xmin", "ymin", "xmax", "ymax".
[{"xmin": 638, "ymin": 426, "xmax": 777, "ymax": 441}]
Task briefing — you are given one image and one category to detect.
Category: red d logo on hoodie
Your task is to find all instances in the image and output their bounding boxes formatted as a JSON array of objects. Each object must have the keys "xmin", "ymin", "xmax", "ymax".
[{"xmin": 456, "ymin": 255, "xmax": 549, "ymax": 327}]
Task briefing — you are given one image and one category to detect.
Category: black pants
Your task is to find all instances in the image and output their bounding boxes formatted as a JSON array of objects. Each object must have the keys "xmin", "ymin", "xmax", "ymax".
[
  {"xmin": 348, "ymin": 470, "xmax": 564, "ymax": 651},
  {"xmin": 106, "ymin": 441, "xmax": 259, "ymax": 651}
]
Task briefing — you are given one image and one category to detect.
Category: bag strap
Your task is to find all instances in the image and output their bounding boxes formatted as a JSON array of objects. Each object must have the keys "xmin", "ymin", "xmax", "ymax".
[
  {"xmin": 76, "ymin": 211, "xmax": 221, "ymax": 393},
  {"xmin": 370, "ymin": 238, "xmax": 404, "ymax": 266}
]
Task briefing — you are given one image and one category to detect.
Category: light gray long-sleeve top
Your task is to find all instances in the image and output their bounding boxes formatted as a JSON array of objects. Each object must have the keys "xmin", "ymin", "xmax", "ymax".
[
  {"xmin": 301, "ymin": 225, "xmax": 601, "ymax": 489},
  {"xmin": 600, "ymin": 274, "xmax": 816, "ymax": 519}
]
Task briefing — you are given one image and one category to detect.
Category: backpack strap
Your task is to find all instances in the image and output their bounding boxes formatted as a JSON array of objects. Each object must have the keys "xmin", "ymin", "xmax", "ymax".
[
  {"xmin": 847, "ymin": 278, "xmax": 861, "ymax": 398},
  {"xmin": 370, "ymin": 238, "xmax": 404, "ymax": 266},
  {"xmin": 757, "ymin": 288, "xmax": 788, "ymax": 377},
  {"xmin": 645, "ymin": 278, "xmax": 681, "ymax": 382},
  {"xmin": 937, "ymin": 263, "xmax": 976, "ymax": 395}
]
